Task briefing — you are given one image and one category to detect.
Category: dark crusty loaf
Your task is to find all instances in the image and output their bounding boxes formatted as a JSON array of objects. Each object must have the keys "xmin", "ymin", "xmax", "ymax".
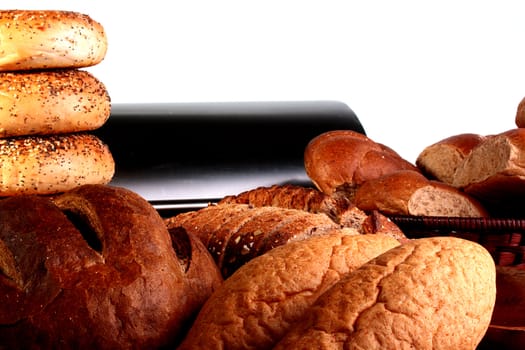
[
  {"xmin": 353, "ymin": 170, "xmax": 488, "ymax": 217},
  {"xmin": 274, "ymin": 236, "xmax": 496, "ymax": 350},
  {"xmin": 0, "ymin": 184, "xmax": 221, "ymax": 349},
  {"xmin": 304, "ymin": 130, "xmax": 419, "ymax": 198},
  {"xmin": 178, "ymin": 231, "xmax": 400, "ymax": 350}
]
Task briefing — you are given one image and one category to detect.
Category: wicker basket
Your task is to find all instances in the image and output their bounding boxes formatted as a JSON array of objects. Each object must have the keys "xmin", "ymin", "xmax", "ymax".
[{"xmin": 389, "ymin": 215, "xmax": 525, "ymax": 267}]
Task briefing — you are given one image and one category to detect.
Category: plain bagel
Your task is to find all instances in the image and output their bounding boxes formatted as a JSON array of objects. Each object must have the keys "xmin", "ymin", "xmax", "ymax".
[
  {"xmin": 0, "ymin": 69, "xmax": 110, "ymax": 138},
  {"xmin": 0, "ymin": 133, "xmax": 114, "ymax": 196},
  {"xmin": 0, "ymin": 10, "xmax": 107, "ymax": 71}
]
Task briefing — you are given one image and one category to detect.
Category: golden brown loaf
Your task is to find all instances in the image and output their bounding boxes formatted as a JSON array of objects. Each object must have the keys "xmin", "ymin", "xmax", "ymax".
[
  {"xmin": 274, "ymin": 236, "xmax": 497, "ymax": 350},
  {"xmin": 416, "ymin": 133, "xmax": 486, "ymax": 184},
  {"xmin": 0, "ymin": 185, "xmax": 222, "ymax": 349},
  {"xmin": 0, "ymin": 133, "xmax": 115, "ymax": 196},
  {"xmin": 178, "ymin": 232, "xmax": 400, "ymax": 350},
  {"xmin": 0, "ymin": 69, "xmax": 111, "ymax": 138},
  {"xmin": 353, "ymin": 169, "xmax": 488, "ymax": 217},
  {"xmin": 0, "ymin": 10, "xmax": 107, "ymax": 71},
  {"xmin": 304, "ymin": 130, "xmax": 419, "ymax": 198}
]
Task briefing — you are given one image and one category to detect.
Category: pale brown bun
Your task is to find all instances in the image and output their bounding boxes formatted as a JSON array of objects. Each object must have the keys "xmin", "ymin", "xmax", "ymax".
[
  {"xmin": 178, "ymin": 232, "xmax": 400, "ymax": 350},
  {"xmin": 304, "ymin": 130, "xmax": 419, "ymax": 198},
  {"xmin": 516, "ymin": 95, "xmax": 525, "ymax": 128},
  {"xmin": 416, "ymin": 133, "xmax": 486, "ymax": 184},
  {"xmin": 0, "ymin": 185, "xmax": 222, "ymax": 348},
  {"xmin": 0, "ymin": 69, "xmax": 110, "ymax": 137},
  {"xmin": 0, "ymin": 133, "xmax": 114, "ymax": 196},
  {"xmin": 353, "ymin": 169, "xmax": 489, "ymax": 217},
  {"xmin": 0, "ymin": 10, "xmax": 107, "ymax": 71},
  {"xmin": 274, "ymin": 236, "xmax": 496, "ymax": 350}
]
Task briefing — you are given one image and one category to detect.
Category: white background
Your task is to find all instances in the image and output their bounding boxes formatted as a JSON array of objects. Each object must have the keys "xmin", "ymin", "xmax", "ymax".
[{"xmin": 3, "ymin": 1, "xmax": 525, "ymax": 163}]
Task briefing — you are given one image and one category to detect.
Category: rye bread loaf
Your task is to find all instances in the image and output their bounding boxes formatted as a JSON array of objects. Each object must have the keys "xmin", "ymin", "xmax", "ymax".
[
  {"xmin": 178, "ymin": 232, "xmax": 400, "ymax": 350},
  {"xmin": 219, "ymin": 184, "xmax": 408, "ymax": 242},
  {"xmin": 274, "ymin": 236, "xmax": 496, "ymax": 350},
  {"xmin": 416, "ymin": 133, "xmax": 486, "ymax": 184},
  {"xmin": 452, "ymin": 128, "xmax": 525, "ymax": 216},
  {"xmin": 304, "ymin": 130, "xmax": 419, "ymax": 199},
  {"xmin": 353, "ymin": 170, "xmax": 488, "ymax": 217},
  {"xmin": 218, "ymin": 184, "xmax": 365, "ymax": 227},
  {"xmin": 166, "ymin": 203, "xmax": 345, "ymax": 277},
  {"xmin": 0, "ymin": 184, "xmax": 221, "ymax": 349}
]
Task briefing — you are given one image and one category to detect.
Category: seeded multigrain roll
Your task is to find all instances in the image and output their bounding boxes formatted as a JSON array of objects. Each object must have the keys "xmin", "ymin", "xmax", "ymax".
[
  {"xmin": 0, "ymin": 69, "xmax": 111, "ymax": 138},
  {"xmin": 0, "ymin": 133, "xmax": 114, "ymax": 196},
  {"xmin": 0, "ymin": 10, "xmax": 107, "ymax": 71}
]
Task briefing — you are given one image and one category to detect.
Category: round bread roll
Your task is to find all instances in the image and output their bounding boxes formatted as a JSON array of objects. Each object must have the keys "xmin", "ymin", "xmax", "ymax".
[
  {"xmin": 0, "ymin": 10, "xmax": 107, "ymax": 71},
  {"xmin": 178, "ymin": 232, "xmax": 401, "ymax": 350},
  {"xmin": 416, "ymin": 133, "xmax": 486, "ymax": 184},
  {"xmin": 304, "ymin": 130, "xmax": 419, "ymax": 198},
  {"xmin": 0, "ymin": 133, "xmax": 114, "ymax": 196},
  {"xmin": 274, "ymin": 236, "xmax": 497, "ymax": 350},
  {"xmin": 0, "ymin": 184, "xmax": 222, "ymax": 348},
  {"xmin": 0, "ymin": 69, "xmax": 110, "ymax": 138}
]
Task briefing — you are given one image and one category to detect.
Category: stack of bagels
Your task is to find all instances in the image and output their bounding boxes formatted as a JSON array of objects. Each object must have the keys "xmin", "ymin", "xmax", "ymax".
[{"xmin": 0, "ymin": 10, "xmax": 114, "ymax": 196}]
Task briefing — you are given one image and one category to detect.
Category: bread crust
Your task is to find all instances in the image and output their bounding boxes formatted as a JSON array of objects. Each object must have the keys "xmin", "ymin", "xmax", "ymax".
[
  {"xmin": 354, "ymin": 170, "xmax": 488, "ymax": 217},
  {"xmin": 304, "ymin": 130, "xmax": 418, "ymax": 197},
  {"xmin": 274, "ymin": 236, "xmax": 496, "ymax": 350},
  {"xmin": 0, "ymin": 185, "xmax": 221, "ymax": 348},
  {"xmin": 166, "ymin": 203, "xmax": 343, "ymax": 277},
  {"xmin": 0, "ymin": 69, "xmax": 110, "ymax": 137},
  {"xmin": 516, "ymin": 96, "xmax": 525, "ymax": 128},
  {"xmin": 416, "ymin": 133, "xmax": 486, "ymax": 184},
  {"xmin": 0, "ymin": 10, "xmax": 107, "ymax": 71},
  {"xmin": 0, "ymin": 133, "xmax": 115, "ymax": 196},
  {"xmin": 178, "ymin": 232, "xmax": 400, "ymax": 350}
]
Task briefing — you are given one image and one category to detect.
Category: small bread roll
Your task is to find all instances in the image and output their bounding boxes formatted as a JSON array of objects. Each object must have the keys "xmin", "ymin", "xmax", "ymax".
[
  {"xmin": 0, "ymin": 10, "xmax": 107, "ymax": 71},
  {"xmin": 0, "ymin": 133, "xmax": 114, "ymax": 196},
  {"xmin": 416, "ymin": 133, "xmax": 486, "ymax": 184},
  {"xmin": 304, "ymin": 130, "xmax": 418, "ymax": 197},
  {"xmin": 354, "ymin": 170, "xmax": 488, "ymax": 217},
  {"xmin": 274, "ymin": 236, "xmax": 496, "ymax": 350},
  {"xmin": 178, "ymin": 232, "xmax": 400, "ymax": 350},
  {"xmin": 0, "ymin": 69, "xmax": 110, "ymax": 138}
]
